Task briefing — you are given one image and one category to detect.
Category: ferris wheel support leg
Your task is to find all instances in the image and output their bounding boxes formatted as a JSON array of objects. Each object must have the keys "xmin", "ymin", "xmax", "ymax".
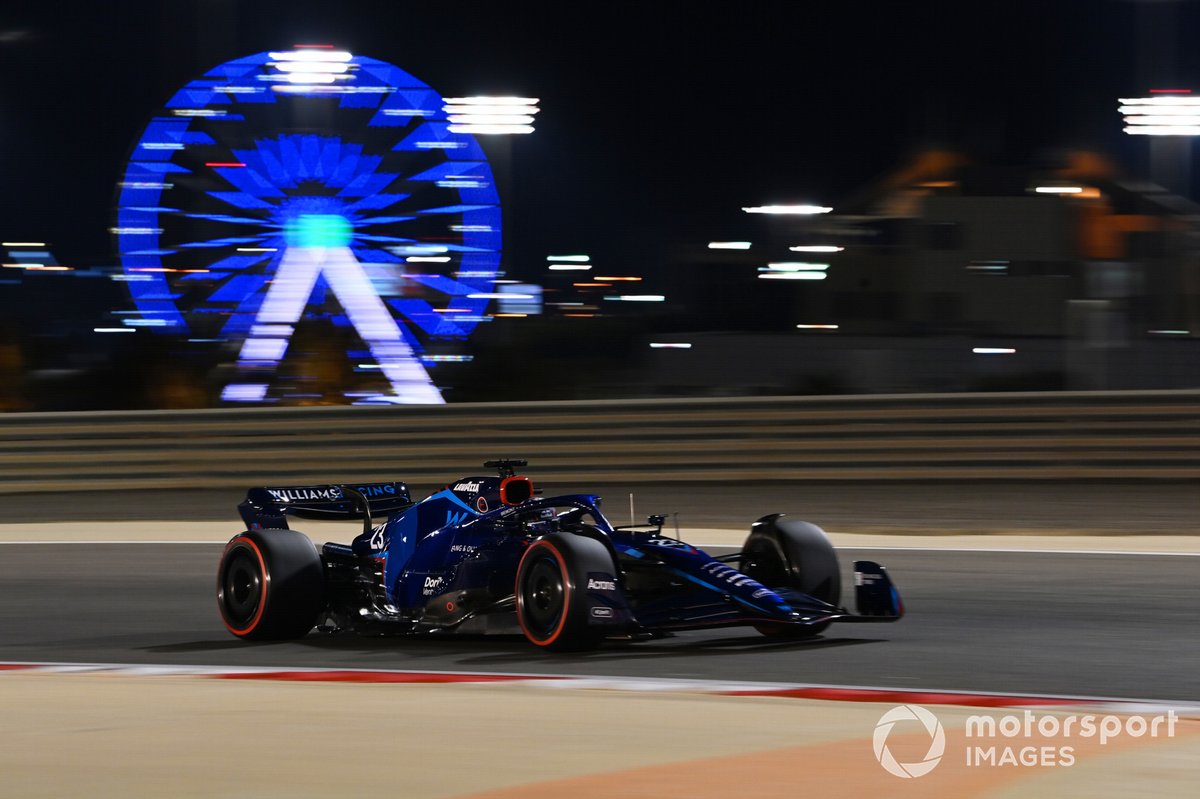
[
  {"xmin": 229, "ymin": 246, "xmax": 443, "ymax": 404},
  {"xmin": 322, "ymin": 246, "xmax": 443, "ymax": 404}
]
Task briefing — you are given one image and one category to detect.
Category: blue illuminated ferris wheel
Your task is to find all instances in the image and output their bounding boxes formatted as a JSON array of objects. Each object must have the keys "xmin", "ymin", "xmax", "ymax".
[{"xmin": 115, "ymin": 48, "xmax": 504, "ymax": 404}]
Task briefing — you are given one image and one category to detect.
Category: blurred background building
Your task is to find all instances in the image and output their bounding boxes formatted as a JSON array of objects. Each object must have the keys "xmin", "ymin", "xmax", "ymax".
[{"xmin": 643, "ymin": 149, "xmax": 1200, "ymax": 397}]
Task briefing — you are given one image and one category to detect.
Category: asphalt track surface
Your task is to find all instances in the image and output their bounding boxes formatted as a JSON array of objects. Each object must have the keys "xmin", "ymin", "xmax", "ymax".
[{"xmin": 0, "ymin": 483, "xmax": 1196, "ymax": 702}]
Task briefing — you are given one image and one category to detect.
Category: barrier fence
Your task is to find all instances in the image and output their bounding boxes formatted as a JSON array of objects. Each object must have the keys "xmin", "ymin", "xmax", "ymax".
[{"xmin": 0, "ymin": 390, "xmax": 1197, "ymax": 492}]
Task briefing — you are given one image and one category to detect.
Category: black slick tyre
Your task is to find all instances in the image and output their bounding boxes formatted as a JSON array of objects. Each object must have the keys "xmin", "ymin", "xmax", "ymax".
[
  {"xmin": 741, "ymin": 513, "xmax": 841, "ymax": 638},
  {"xmin": 217, "ymin": 528, "xmax": 325, "ymax": 640},
  {"xmin": 515, "ymin": 533, "xmax": 613, "ymax": 652}
]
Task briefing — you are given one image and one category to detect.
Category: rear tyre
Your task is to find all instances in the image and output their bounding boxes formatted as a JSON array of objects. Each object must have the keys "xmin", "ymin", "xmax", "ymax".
[
  {"xmin": 741, "ymin": 514, "xmax": 841, "ymax": 638},
  {"xmin": 515, "ymin": 533, "xmax": 613, "ymax": 652},
  {"xmin": 217, "ymin": 529, "xmax": 325, "ymax": 640}
]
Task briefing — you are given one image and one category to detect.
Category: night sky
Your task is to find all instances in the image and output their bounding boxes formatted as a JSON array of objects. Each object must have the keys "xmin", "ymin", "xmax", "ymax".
[{"xmin": 0, "ymin": 1, "xmax": 1193, "ymax": 281}]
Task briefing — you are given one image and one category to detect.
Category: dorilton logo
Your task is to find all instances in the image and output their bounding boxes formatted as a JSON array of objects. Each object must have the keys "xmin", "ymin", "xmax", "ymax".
[{"xmin": 873, "ymin": 705, "xmax": 946, "ymax": 779}]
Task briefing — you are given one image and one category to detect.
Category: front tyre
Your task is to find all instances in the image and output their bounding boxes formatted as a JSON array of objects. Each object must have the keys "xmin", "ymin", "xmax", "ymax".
[
  {"xmin": 217, "ymin": 529, "xmax": 325, "ymax": 640},
  {"xmin": 515, "ymin": 533, "xmax": 613, "ymax": 652},
  {"xmin": 741, "ymin": 514, "xmax": 841, "ymax": 638}
]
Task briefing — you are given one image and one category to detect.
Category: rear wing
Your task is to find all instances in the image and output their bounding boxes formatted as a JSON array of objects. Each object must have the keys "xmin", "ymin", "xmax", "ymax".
[{"xmin": 238, "ymin": 482, "xmax": 412, "ymax": 531}]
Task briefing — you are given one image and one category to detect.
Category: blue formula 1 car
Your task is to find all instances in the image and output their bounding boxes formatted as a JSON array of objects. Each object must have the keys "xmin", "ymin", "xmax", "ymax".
[{"xmin": 217, "ymin": 460, "xmax": 902, "ymax": 651}]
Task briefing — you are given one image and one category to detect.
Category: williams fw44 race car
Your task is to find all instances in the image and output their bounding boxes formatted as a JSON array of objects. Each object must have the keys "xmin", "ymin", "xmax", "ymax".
[{"xmin": 217, "ymin": 460, "xmax": 903, "ymax": 651}]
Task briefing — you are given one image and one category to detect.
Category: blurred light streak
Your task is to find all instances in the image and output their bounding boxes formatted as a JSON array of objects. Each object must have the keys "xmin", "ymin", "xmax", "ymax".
[
  {"xmin": 593, "ymin": 276, "xmax": 641, "ymax": 281},
  {"xmin": 708, "ymin": 241, "xmax": 751, "ymax": 250},
  {"xmin": 392, "ymin": 245, "xmax": 448, "ymax": 255},
  {"xmin": 406, "ymin": 256, "xmax": 451, "ymax": 262},
  {"xmin": 972, "ymin": 348, "xmax": 1016, "ymax": 354},
  {"xmin": 444, "ymin": 96, "xmax": 538, "ymax": 135},
  {"xmin": 758, "ymin": 272, "xmax": 826, "ymax": 280},
  {"xmin": 1033, "ymin": 186, "xmax": 1084, "ymax": 194},
  {"xmin": 649, "ymin": 342, "xmax": 692, "ymax": 349},
  {"xmin": 421, "ymin": 354, "xmax": 473, "ymax": 363},
  {"xmin": 94, "ymin": 328, "xmax": 136, "ymax": 333},
  {"xmin": 796, "ymin": 324, "xmax": 839, "ymax": 329},
  {"xmin": 1148, "ymin": 329, "xmax": 1190, "ymax": 335},
  {"xmin": 1124, "ymin": 126, "xmax": 1200, "ymax": 135},
  {"xmin": 549, "ymin": 264, "xmax": 591, "ymax": 271},
  {"xmin": 467, "ymin": 292, "xmax": 533, "ymax": 299},
  {"xmin": 546, "ymin": 254, "xmax": 590, "ymax": 262},
  {"xmin": 764, "ymin": 262, "xmax": 829, "ymax": 271},
  {"xmin": 789, "ymin": 245, "xmax": 843, "ymax": 252},
  {"xmin": 221, "ymin": 384, "xmax": 269, "ymax": 402},
  {"xmin": 274, "ymin": 61, "xmax": 350, "ymax": 74},
  {"xmin": 1119, "ymin": 94, "xmax": 1200, "ymax": 135},
  {"xmin": 236, "ymin": 247, "xmax": 278, "ymax": 253},
  {"xmin": 604, "ymin": 295, "xmax": 665, "ymax": 302},
  {"xmin": 742, "ymin": 205, "xmax": 831, "ymax": 215},
  {"xmin": 2, "ymin": 242, "xmax": 46, "ymax": 247},
  {"xmin": 269, "ymin": 50, "xmax": 353, "ymax": 62}
]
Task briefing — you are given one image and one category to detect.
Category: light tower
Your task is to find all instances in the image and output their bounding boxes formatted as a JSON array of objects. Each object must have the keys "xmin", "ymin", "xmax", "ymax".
[{"xmin": 1119, "ymin": 90, "xmax": 1197, "ymax": 196}]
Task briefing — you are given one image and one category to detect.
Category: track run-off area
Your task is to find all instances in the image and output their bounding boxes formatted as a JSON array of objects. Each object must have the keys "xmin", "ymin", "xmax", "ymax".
[{"xmin": 1, "ymin": 483, "xmax": 1197, "ymax": 797}]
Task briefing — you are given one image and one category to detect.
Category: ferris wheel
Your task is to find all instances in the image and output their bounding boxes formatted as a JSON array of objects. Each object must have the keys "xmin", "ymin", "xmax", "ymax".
[{"xmin": 114, "ymin": 48, "xmax": 504, "ymax": 404}]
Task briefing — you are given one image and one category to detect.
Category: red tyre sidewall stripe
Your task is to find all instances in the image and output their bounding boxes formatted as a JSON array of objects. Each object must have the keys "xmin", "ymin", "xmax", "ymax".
[
  {"xmin": 219, "ymin": 536, "xmax": 269, "ymax": 637},
  {"xmin": 516, "ymin": 540, "xmax": 571, "ymax": 647}
]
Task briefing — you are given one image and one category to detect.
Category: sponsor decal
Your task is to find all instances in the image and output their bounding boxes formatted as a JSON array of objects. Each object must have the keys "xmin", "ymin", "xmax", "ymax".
[
  {"xmin": 590, "ymin": 607, "xmax": 614, "ymax": 618},
  {"xmin": 645, "ymin": 537, "xmax": 694, "ymax": 552},
  {"xmin": 267, "ymin": 486, "xmax": 343, "ymax": 503},
  {"xmin": 422, "ymin": 576, "xmax": 445, "ymax": 597},
  {"xmin": 476, "ymin": 497, "xmax": 489, "ymax": 513},
  {"xmin": 449, "ymin": 544, "xmax": 478, "ymax": 554},
  {"xmin": 453, "ymin": 481, "xmax": 483, "ymax": 493},
  {"xmin": 586, "ymin": 578, "xmax": 616, "ymax": 591},
  {"xmin": 700, "ymin": 561, "xmax": 767, "ymax": 591},
  {"xmin": 355, "ymin": 484, "xmax": 398, "ymax": 498},
  {"xmin": 444, "ymin": 510, "xmax": 472, "ymax": 527}
]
